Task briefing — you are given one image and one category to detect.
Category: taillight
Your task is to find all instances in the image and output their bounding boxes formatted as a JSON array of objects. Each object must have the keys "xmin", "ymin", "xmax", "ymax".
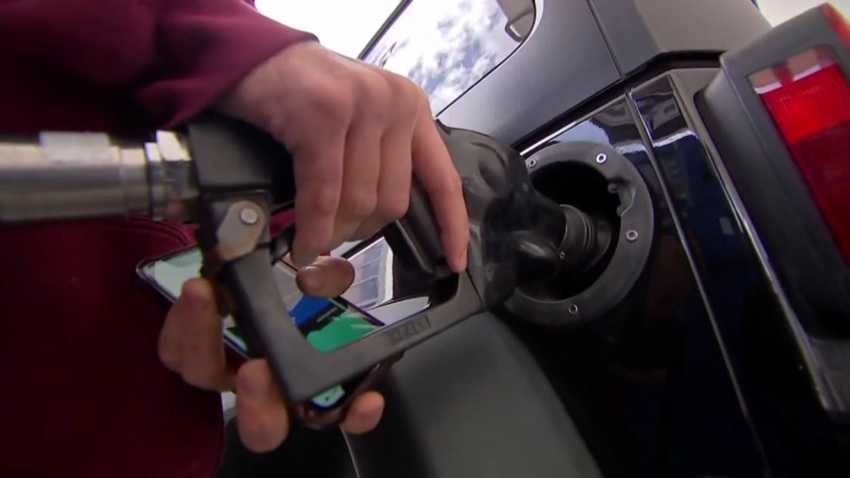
[{"xmin": 748, "ymin": 5, "xmax": 850, "ymax": 264}]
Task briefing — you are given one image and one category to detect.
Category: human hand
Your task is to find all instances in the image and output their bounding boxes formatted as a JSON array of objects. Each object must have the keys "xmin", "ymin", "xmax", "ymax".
[
  {"xmin": 157, "ymin": 256, "xmax": 383, "ymax": 452},
  {"xmin": 217, "ymin": 41, "xmax": 469, "ymax": 270}
]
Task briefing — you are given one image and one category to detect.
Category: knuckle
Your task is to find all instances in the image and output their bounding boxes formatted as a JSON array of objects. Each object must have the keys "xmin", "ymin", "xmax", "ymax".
[
  {"xmin": 412, "ymin": 82, "xmax": 429, "ymax": 103},
  {"xmin": 386, "ymin": 70, "xmax": 415, "ymax": 91},
  {"xmin": 393, "ymin": 76, "xmax": 426, "ymax": 110},
  {"xmin": 380, "ymin": 193, "xmax": 410, "ymax": 221},
  {"xmin": 347, "ymin": 192, "xmax": 378, "ymax": 218},
  {"xmin": 309, "ymin": 84, "xmax": 353, "ymax": 129},
  {"xmin": 406, "ymin": 82, "xmax": 429, "ymax": 111},
  {"xmin": 358, "ymin": 73, "xmax": 393, "ymax": 121},
  {"xmin": 301, "ymin": 234, "xmax": 330, "ymax": 252},
  {"xmin": 439, "ymin": 173, "xmax": 464, "ymax": 197},
  {"xmin": 309, "ymin": 186, "xmax": 341, "ymax": 217}
]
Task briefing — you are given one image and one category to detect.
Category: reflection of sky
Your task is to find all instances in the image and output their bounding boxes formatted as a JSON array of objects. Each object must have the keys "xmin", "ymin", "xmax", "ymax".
[
  {"xmin": 363, "ymin": 0, "xmax": 527, "ymax": 114},
  {"xmin": 256, "ymin": 0, "xmax": 400, "ymax": 58},
  {"xmin": 343, "ymin": 240, "xmax": 392, "ymax": 309}
]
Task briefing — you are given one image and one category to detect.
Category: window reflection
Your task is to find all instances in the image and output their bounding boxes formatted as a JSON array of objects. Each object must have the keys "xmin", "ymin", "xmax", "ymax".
[
  {"xmin": 344, "ymin": 240, "xmax": 391, "ymax": 310},
  {"xmin": 363, "ymin": 0, "xmax": 535, "ymax": 114},
  {"xmin": 342, "ymin": 238, "xmax": 431, "ymax": 325}
]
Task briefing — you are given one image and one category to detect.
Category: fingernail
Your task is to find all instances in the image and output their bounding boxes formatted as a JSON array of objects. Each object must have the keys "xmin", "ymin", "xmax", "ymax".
[
  {"xmin": 239, "ymin": 368, "xmax": 271, "ymax": 398},
  {"xmin": 299, "ymin": 265, "xmax": 322, "ymax": 290},
  {"xmin": 362, "ymin": 398, "xmax": 384, "ymax": 417}
]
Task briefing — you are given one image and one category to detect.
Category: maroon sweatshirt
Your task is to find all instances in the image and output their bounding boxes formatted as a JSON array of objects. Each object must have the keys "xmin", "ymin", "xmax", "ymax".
[{"xmin": 0, "ymin": 1, "xmax": 310, "ymax": 476}]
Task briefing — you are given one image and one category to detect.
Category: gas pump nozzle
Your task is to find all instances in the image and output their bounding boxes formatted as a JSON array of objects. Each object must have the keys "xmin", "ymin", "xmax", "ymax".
[
  {"xmin": 0, "ymin": 131, "xmax": 197, "ymax": 223},
  {"xmin": 0, "ymin": 114, "xmax": 608, "ymax": 425}
]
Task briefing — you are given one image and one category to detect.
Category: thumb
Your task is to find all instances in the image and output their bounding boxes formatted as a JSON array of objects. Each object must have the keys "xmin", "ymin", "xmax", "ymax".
[{"xmin": 295, "ymin": 256, "xmax": 355, "ymax": 297}]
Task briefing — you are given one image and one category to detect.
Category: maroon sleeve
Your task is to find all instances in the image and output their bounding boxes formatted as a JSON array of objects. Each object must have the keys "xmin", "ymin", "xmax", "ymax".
[
  {"xmin": 1, "ymin": 0, "xmax": 315, "ymax": 128},
  {"xmin": 137, "ymin": 0, "xmax": 317, "ymax": 127}
]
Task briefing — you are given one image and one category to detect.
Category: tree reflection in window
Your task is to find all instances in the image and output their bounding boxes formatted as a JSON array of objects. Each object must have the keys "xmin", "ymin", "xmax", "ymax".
[{"xmin": 363, "ymin": 0, "xmax": 535, "ymax": 114}]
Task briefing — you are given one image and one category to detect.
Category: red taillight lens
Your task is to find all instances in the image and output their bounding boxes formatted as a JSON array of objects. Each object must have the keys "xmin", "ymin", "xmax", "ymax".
[{"xmin": 750, "ymin": 44, "xmax": 850, "ymax": 263}]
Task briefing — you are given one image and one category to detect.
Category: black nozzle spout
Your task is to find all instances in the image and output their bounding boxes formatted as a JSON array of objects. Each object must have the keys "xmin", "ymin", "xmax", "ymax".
[
  {"xmin": 557, "ymin": 204, "xmax": 613, "ymax": 276},
  {"xmin": 514, "ymin": 195, "xmax": 613, "ymax": 288}
]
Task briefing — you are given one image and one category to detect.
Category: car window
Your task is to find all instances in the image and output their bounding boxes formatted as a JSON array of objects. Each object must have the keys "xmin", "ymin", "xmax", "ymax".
[
  {"xmin": 362, "ymin": 0, "xmax": 536, "ymax": 114},
  {"xmin": 256, "ymin": 0, "xmax": 403, "ymax": 58}
]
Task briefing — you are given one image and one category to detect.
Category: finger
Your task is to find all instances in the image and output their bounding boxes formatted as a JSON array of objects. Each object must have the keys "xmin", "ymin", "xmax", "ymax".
[
  {"xmin": 158, "ymin": 305, "xmax": 184, "ymax": 372},
  {"xmin": 296, "ymin": 256, "xmax": 355, "ymax": 297},
  {"xmin": 349, "ymin": 217, "xmax": 387, "ymax": 244},
  {"xmin": 351, "ymin": 116, "xmax": 413, "ymax": 240},
  {"xmin": 175, "ymin": 279, "xmax": 234, "ymax": 391},
  {"xmin": 333, "ymin": 122, "xmax": 382, "ymax": 246},
  {"xmin": 412, "ymin": 116, "xmax": 469, "ymax": 272},
  {"xmin": 292, "ymin": 134, "xmax": 346, "ymax": 267},
  {"xmin": 235, "ymin": 360, "xmax": 290, "ymax": 453},
  {"xmin": 341, "ymin": 391, "xmax": 384, "ymax": 435}
]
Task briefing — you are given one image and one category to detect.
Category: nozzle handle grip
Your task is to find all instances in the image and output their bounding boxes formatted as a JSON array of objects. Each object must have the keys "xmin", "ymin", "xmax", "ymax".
[{"xmin": 382, "ymin": 178, "xmax": 448, "ymax": 279}]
